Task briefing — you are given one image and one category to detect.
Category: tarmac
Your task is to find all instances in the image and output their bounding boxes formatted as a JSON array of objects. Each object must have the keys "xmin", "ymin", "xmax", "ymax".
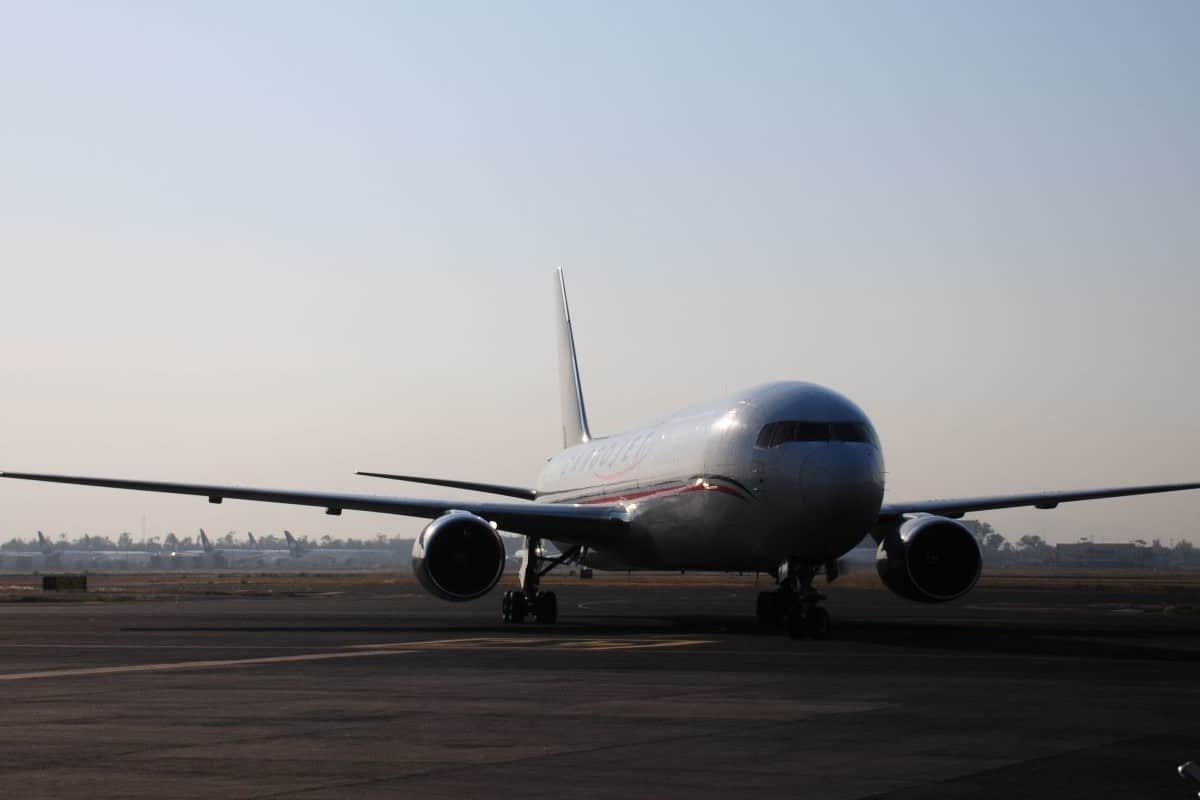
[{"xmin": 1, "ymin": 572, "xmax": 1198, "ymax": 799}]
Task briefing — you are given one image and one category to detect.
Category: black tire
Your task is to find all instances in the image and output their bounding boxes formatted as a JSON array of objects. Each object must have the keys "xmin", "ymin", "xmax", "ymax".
[
  {"xmin": 756, "ymin": 591, "xmax": 778, "ymax": 626},
  {"xmin": 806, "ymin": 607, "xmax": 831, "ymax": 640},
  {"xmin": 510, "ymin": 591, "xmax": 528, "ymax": 624},
  {"xmin": 784, "ymin": 605, "xmax": 808, "ymax": 640},
  {"xmin": 535, "ymin": 591, "xmax": 558, "ymax": 624}
]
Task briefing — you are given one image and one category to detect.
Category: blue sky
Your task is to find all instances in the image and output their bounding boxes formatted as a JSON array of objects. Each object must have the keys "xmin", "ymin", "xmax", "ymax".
[{"xmin": 1, "ymin": 1, "xmax": 1197, "ymax": 543}]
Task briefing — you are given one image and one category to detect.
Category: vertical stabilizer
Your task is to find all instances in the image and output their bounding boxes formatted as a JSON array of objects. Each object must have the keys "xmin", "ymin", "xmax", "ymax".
[
  {"xmin": 247, "ymin": 532, "xmax": 258, "ymax": 550},
  {"xmin": 284, "ymin": 530, "xmax": 303, "ymax": 557},
  {"xmin": 199, "ymin": 529, "xmax": 213, "ymax": 553},
  {"xmin": 37, "ymin": 531, "xmax": 51, "ymax": 555},
  {"xmin": 555, "ymin": 268, "xmax": 592, "ymax": 448}
]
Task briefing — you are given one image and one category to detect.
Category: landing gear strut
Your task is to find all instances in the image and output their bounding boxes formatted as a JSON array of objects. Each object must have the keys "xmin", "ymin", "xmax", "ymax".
[
  {"xmin": 500, "ymin": 537, "xmax": 579, "ymax": 625},
  {"xmin": 757, "ymin": 558, "xmax": 834, "ymax": 639}
]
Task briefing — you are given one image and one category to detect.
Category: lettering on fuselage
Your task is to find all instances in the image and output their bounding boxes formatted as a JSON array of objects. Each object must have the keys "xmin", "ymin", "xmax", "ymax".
[{"xmin": 552, "ymin": 428, "xmax": 658, "ymax": 482}]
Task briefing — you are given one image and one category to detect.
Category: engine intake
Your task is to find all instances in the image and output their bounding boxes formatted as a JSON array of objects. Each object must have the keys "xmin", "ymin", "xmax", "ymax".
[
  {"xmin": 412, "ymin": 511, "xmax": 506, "ymax": 601},
  {"xmin": 876, "ymin": 516, "xmax": 982, "ymax": 603}
]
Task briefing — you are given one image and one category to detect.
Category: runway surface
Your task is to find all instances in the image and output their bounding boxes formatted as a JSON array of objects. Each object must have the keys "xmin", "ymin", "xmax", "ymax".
[{"xmin": 1, "ymin": 574, "xmax": 1198, "ymax": 799}]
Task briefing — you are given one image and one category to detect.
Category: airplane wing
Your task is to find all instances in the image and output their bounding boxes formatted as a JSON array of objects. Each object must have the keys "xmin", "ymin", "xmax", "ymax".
[
  {"xmin": 0, "ymin": 472, "xmax": 626, "ymax": 544},
  {"xmin": 879, "ymin": 481, "xmax": 1200, "ymax": 520},
  {"xmin": 355, "ymin": 471, "xmax": 537, "ymax": 500}
]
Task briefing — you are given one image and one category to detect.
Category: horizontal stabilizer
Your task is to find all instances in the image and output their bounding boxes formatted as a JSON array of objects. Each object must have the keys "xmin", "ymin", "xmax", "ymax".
[{"xmin": 356, "ymin": 471, "xmax": 536, "ymax": 500}]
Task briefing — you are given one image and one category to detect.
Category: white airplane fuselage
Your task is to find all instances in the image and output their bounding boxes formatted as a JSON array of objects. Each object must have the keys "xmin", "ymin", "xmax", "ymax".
[{"xmin": 536, "ymin": 381, "xmax": 885, "ymax": 572}]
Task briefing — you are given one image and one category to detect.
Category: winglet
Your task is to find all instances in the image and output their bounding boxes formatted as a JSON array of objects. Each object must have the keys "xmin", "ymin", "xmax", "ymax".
[{"xmin": 555, "ymin": 268, "xmax": 592, "ymax": 448}]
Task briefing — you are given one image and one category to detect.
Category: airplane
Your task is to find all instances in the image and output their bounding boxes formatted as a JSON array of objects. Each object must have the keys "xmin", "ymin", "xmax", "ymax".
[
  {"xmin": 243, "ymin": 532, "xmax": 292, "ymax": 567},
  {"xmin": 192, "ymin": 529, "xmax": 286, "ymax": 569},
  {"xmin": 30, "ymin": 530, "xmax": 155, "ymax": 570},
  {"xmin": 0, "ymin": 532, "xmax": 56, "ymax": 571},
  {"xmin": 160, "ymin": 529, "xmax": 225, "ymax": 568},
  {"xmin": 280, "ymin": 531, "xmax": 402, "ymax": 569},
  {"xmin": 3, "ymin": 269, "xmax": 1199, "ymax": 638}
]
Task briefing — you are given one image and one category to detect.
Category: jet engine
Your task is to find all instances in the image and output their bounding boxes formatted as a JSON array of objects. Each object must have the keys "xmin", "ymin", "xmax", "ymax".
[
  {"xmin": 412, "ymin": 511, "xmax": 506, "ymax": 601},
  {"xmin": 875, "ymin": 516, "xmax": 982, "ymax": 603}
]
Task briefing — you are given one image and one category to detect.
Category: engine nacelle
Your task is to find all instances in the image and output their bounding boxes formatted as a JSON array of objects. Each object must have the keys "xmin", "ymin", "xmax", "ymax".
[
  {"xmin": 412, "ymin": 511, "xmax": 506, "ymax": 602},
  {"xmin": 875, "ymin": 516, "xmax": 982, "ymax": 603}
]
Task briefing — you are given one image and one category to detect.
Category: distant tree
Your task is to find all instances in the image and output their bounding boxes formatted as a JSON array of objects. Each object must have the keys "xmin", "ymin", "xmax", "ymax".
[
  {"xmin": 321, "ymin": 534, "xmax": 333, "ymax": 547},
  {"xmin": 221, "ymin": 531, "xmax": 235, "ymax": 546},
  {"xmin": 118, "ymin": 532, "xmax": 133, "ymax": 550},
  {"xmin": 164, "ymin": 532, "xmax": 179, "ymax": 551},
  {"xmin": 1017, "ymin": 534, "xmax": 1049, "ymax": 551},
  {"xmin": 961, "ymin": 520, "xmax": 994, "ymax": 545},
  {"xmin": 1015, "ymin": 534, "xmax": 1053, "ymax": 564}
]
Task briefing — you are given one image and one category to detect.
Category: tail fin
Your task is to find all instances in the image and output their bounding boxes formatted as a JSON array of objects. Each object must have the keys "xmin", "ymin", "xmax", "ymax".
[
  {"xmin": 284, "ymin": 530, "xmax": 303, "ymax": 557},
  {"xmin": 555, "ymin": 268, "xmax": 592, "ymax": 447},
  {"xmin": 247, "ymin": 532, "xmax": 258, "ymax": 550},
  {"xmin": 199, "ymin": 528, "xmax": 213, "ymax": 553},
  {"xmin": 37, "ymin": 531, "xmax": 52, "ymax": 555}
]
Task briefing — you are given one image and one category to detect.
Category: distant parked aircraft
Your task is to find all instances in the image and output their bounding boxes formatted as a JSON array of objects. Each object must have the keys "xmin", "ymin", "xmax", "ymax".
[
  {"xmin": 280, "ymin": 531, "xmax": 401, "ymax": 569},
  {"xmin": 13, "ymin": 530, "xmax": 156, "ymax": 570}
]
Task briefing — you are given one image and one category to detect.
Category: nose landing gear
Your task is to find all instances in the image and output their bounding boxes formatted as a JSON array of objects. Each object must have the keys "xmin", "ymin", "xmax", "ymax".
[{"xmin": 758, "ymin": 559, "xmax": 834, "ymax": 639}]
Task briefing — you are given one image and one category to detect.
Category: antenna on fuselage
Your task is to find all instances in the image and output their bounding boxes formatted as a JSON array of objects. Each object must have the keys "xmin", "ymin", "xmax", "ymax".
[{"xmin": 555, "ymin": 268, "xmax": 593, "ymax": 448}]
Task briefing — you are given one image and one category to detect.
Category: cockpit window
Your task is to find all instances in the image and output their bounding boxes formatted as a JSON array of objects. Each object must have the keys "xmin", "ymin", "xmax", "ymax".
[
  {"xmin": 755, "ymin": 421, "xmax": 829, "ymax": 447},
  {"xmin": 831, "ymin": 422, "xmax": 880, "ymax": 449},
  {"xmin": 755, "ymin": 421, "xmax": 879, "ymax": 449}
]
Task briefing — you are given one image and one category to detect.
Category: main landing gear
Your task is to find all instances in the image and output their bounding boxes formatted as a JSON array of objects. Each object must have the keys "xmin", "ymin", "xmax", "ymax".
[
  {"xmin": 500, "ymin": 536, "xmax": 581, "ymax": 625},
  {"xmin": 756, "ymin": 559, "xmax": 834, "ymax": 640}
]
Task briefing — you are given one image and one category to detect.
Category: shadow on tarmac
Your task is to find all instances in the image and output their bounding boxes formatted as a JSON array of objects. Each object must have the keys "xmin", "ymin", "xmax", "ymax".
[{"xmin": 123, "ymin": 613, "xmax": 1200, "ymax": 661}]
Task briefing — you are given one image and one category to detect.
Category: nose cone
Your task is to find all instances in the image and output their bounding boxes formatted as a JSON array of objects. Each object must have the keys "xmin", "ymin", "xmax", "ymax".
[{"xmin": 799, "ymin": 444, "xmax": 885, "ymax": 552}]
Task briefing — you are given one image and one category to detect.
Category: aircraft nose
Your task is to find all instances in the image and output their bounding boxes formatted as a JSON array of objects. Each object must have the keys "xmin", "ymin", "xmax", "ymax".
[{"xmin": 799, "ymin": 444, "xmax": 884, "ymax": 531}]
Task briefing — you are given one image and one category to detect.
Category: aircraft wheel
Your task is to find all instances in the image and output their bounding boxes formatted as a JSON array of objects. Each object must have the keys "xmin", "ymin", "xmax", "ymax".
[
  {"xmin": 806, "ymin": 607, "xmax": 832, "ymax": 640},
  {"xmin": 511, "ymin": 592, "xmax": 528, "ymax": 623},
  {"xmin": 534, "ymin": 591, "xmax": 558, "ymax": 624},
  {"xmin": 784, "ymin": 605, "xmax": 809, "ymax": 640},
  {"xmin": 501, "ymin": 590, "xmax": 513, "ymax": 623},
  {"xmin": 756, "ymin": 591, "xmax": 779, "ymax": 626}
]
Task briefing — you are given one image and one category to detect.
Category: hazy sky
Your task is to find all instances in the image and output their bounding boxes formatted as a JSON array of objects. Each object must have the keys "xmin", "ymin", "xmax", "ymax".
[{"xmin": 2, "ymin": 1, "xmax": 1197, "ymax": 545}]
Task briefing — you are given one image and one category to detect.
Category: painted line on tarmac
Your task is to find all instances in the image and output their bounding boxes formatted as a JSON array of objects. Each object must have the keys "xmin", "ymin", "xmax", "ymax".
[
  {"xmin": 570, "ymin": 639, "xmax": 713, "ymax": 651},
  {"xmin": 351, "ymin": 636, "xmax": 716, "ymax": 652},
  {"xmin": 0, "ymin": 636, "xmax": 714, "ymax": 682},
  {"xmin": 0, "ymin": 647, "xmax": 426, "ymax": 682}
]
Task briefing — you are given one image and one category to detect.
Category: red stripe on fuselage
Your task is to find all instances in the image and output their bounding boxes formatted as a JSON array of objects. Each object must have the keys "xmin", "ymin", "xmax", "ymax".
[{"xmin": 569, "ymin": 481, "xmax": 748, "ymax": 506}]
